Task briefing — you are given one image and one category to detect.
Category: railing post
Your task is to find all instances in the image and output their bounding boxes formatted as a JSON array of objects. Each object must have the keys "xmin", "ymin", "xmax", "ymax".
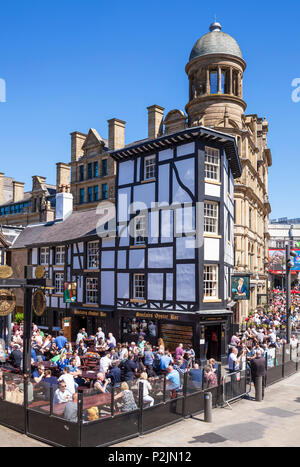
[
  {"xmin": 163, "ymin": 375, "xmax": 166, "ymax": 403},
  {"xmin": 50, "ymin": 386, "xmax": 54, "ymax": 416},
  {"xmin": 23, "ymin": 374, "xmax": 29, "ymax": 434},
  {"xmin": 217, "ymin": 363, "xmax": 222, "ymax": 406},
  {"xmin": 111, "ymin": 386, "xmax": 115, "ymax": 418},
  {"xmin": 2, "ymin": 372, "xmax": 6, "ymax": 400},
  {"xmin": 138, "ymin": 382, "xmax": 144, "ymax": 436},
  {"xmin": 77, "ymin": 390, "xmax": 83, "ymax": 448},
  {"xmin": 282, "ymin": 343, "xmax": 285, "ymax": 379},
  {"xmin": 182, "ymin": 372, "xmax": 188, "ymax": 418},
  {"xmin": 201, "ymin": 368, "xmax": 205, "ymax": 390}
]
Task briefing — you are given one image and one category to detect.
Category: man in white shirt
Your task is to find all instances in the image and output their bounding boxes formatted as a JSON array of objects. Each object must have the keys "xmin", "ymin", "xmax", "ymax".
[
  {"xmin": 99, "ymin": 352, "xmax": 112, "ymax": 375},
  {"xmin": 76, "ymin": 329, "xmax": 84, "ymax": 346},
  {"xmin": 58, "ymin": 367, "xmax": 78, "ymax": 395},
  {"xmin": 96, "ymin": 327, "xmax": 105, "ymax": 343},
  {"xmin": 107, "ymin": 333, "xmax": 116, "ymax": 348},
  {"xmin": 228, "ymin": 347, "xmax": 240, "ymax": 372},
  {"xmin": 53, "ymin": 382, "xmax": 73, "ymax": 404}
]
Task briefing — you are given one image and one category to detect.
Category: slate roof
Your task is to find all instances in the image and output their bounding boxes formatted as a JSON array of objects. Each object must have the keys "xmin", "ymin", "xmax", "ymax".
[{"xmin": 12, "ymin": 208, "xmax": 110, "ymax": 249}]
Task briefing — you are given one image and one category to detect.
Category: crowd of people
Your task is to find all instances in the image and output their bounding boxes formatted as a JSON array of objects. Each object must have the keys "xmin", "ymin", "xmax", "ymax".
[
  {"xmin": 1, "ymin": 322, "xmax": 221, "ymax": 421},
  {"xmin": 228, "ymin": 292, "xmax": 300, "ymax": 381}
]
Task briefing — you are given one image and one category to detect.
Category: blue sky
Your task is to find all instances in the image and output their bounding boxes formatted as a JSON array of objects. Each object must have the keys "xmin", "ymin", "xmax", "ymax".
[{"xmin": 0, "ymin": 0, "xmax": 299, "ymax": 219}]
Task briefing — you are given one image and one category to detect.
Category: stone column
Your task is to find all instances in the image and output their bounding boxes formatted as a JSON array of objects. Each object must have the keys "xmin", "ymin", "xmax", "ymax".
[
  {"xmin": 229, "ymin": 67, "xmax": 233, "ymax": 94},
  {"xmin": 217, "ymin": 66, "xmax": 222, "ymax": 93},
  {"xmin": 206, "ymin": 68, "xmax": 210, "ymax": 94}
]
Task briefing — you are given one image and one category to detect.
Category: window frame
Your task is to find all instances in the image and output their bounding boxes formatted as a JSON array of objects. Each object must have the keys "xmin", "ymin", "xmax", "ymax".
[
  {"xmin": 203, "ymin": 265, "xmax": 219, "ymax": 299},
  {"xmin": 55, "ymin": 246, "xmax": 65, "ymax": 265},
  {"xmin": 144, "ymin": 155, "xmax": 156, "ymax": 180},
  {"xmin": 86, "ymin": 277, "xmax": 98, "ymax": 304},
  {"xmin": 204, "ymin": 201, "xmax": 219, "ymax": 234},
  {"xmin": 87, "ymin": 241, "xmax": 100, "ymax": 269},
  {"xmin": 205, "ymin": 146, "xmax": 220, "ymax": 182},
  {"xmin": 54, "ymin": 272, "xmax": 64, "ymax": 295},
  {"xmin": 133, "ymin": 273, "xmax": 145, "ymax": 300},
  {"xmin": 40, "ymin": 247, "xmax": 50, "ymax": 265}
]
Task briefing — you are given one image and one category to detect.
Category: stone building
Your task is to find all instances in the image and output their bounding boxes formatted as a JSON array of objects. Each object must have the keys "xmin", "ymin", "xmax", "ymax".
[
  {"xmin": 0, "ymin": 164, "xmax": 71, "ymax": 226},
  {"xmin": 70, "ymin": 120, "xmax": 123, "ymax": 210}
]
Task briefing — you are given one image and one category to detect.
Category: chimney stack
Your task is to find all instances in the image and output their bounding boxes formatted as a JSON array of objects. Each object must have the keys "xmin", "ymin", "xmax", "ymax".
[
  {"xmin": 147, "ymin": 105, "xmax": 164, "ymax": 139},
  {"xmin": 108, "ymin": 118, "xmax": 126, "ymax": 151},
  {"xmin": 13, "ymin": 181, "xmax": 25, "ymax": 203},
  {"xmin": 70, "ymin": 131, "xmax": 87, "ymax": 162},
  {"xmin": 55, "ymin": 191, "xmax": 73, "ymax": 221},
  {"xmin": 56, "ymin": 163, "xmax": 71, "ymax": 192}
]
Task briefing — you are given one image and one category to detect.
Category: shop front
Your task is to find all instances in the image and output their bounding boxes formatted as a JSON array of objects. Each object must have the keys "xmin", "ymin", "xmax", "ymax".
[
  {"xmin": 65, "ymin": 307, "xmax": 114, "ymax": 343},
  {"xmin": 116, "ymin": 308, "xmax": 232, "ymax": 363}
]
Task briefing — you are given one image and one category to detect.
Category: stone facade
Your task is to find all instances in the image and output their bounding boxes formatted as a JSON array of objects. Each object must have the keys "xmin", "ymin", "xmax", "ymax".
[{"xmin": 70, "ymin": 126, "xmax": 117, "ymax": 210}]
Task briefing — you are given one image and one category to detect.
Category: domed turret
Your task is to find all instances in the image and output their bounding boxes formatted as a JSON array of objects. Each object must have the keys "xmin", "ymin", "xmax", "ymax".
[
  {"xmin": 189, "ymin": 22, "xmax": 243, "ymax": 61},
  {"xmin": 185, "ymin": 22, "xmax": 247, "ymax": 129}
]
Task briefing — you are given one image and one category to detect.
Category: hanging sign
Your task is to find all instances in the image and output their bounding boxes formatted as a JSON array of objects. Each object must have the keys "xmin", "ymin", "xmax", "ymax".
[
  {"xmin": 0, "ymin": 289, "xmax": 16, "ymax": 316},
  {"xmin": 32, "ymin": 289, "xmax": 46, "ymax": 317}
]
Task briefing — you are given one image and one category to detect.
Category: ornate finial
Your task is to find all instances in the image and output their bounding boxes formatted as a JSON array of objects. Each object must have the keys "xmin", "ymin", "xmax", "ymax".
[{"xmin": 209, "ymin": 21, "xmax": 222, "ymax": 32}]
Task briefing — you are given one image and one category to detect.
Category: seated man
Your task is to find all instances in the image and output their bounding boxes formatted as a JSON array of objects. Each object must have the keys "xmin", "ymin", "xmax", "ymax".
[
  {"xmin": 53, "ymin": 381, "xmax": 73, "ymax": 404},
  {"xmin": 94, "ymin": 372, "xmax": 110, "ymax": 393},
  {"xmin": 166, "ymin": 365, "xmax": 181, "ymax": 398},
  {"xmin": 32, "ymin": 364, "xmax": 45, "ymax": 384},
  {"xmin": 42, "ymin": 369, "xmax": 58, "ymax": 399},
  {"xmin": 107, "ymin": 361, "xmax": 121, "ymax": 387},
  {"xmin": 10, "ymin": 345, "xmax": 22, "ymax": 369},
  {"xmin": 189, "ymin": 363, "xmax": 203, "ymax": 389}
]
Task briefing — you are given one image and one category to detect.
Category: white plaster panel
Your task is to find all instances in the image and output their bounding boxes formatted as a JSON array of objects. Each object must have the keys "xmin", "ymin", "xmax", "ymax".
[
  {"xmin": 49, "ymin": 250, "xmax": 53, "ymax": 264},
  {"xmin": 46, "ymin": 296, "xmax": 50, "ymax": 307},
  {"xmin": 118, "ymin": 187, "xmax": 131, "ymax": 222},
  {"xmin": 118, "ymin": 250, "xmax": 127, "ymax": 269},
  {"xmin": 102, "ymin": 239, "xmax": 115, "ymax": 248},
  {"xmin": 205, "ymin": 183, "xmax": 220, "ymax": 198},
  {"xmin": 78, "ymin": 243, "xmax": 84, "ymax": 254},
  {"xmin": 204, "ymin": 238, "xmax": 220, "ymax": 261},
  {"xmin": 161, "ymin": 209, "xmax": 173, "ymax": 242},
  {"xmin": 118, "ymin": 224, "xmax": 129, "ymax": 246},
  {"xmin": 174, "ymin": 158, "xmax": 195, "ymax": 195},
  {"xmin": 101, "ymin": 250, "xmax": 115, "ymax": 269},
  {"xmin": 51, "ymin": 297, "xmax": 58, "ymax": 308},
  {"xmin": 119, "ymin": 160, "xmax": 134, "ymax": 186},
  {"xmin": 148, "ymin": 247, "xmax": 173, "ymax": 269},
  {"xmin": 158, "ymin": 164, "xmax": 170, "ymax": 204},
  {"xmin": 176, "ymin": 264, "xmax": 195, "ymax": 302},
  {"xmin": 176, "ymin": 142, "xmax": 195, "ymax": 157},
  {"xmin": 101, "ymin": 271, "xmax": 114, "ymax": 305},
  {"xmin": 172, "ymin": 175, "xmax": 192, "ymax": 204},
  {"xmin": 68, "ymin": 248, "xmax": 71, "ymax": 264},
  {"xmin": 176, "ymin": 236, "xmax": 195, "ymax": 259},
  {"xmin": 117, "ymin": 273, "xmax": 129, "ymax": 299},
  {"xmin": 166, "ymin": 273, "xmax": 173, "ymax": 301},
  {"xmin": 149, "ymin": 210, "xmax": 159, "ymax": 244},
  {"xmin": 159, "ymin": 148, "xmax": 173, "ymax": 161},
  {"xmin": 129, "ymin": 249, "xmax": 145, "ymax": 269},
  {"xmin": 133, "ymin": 183, "xmax": 156, "ymax": 211},
  {"xmin": 32, "ymin": 249, "xmax": 38, "ymax": 265},
  {"xmin": 73, "ymin": 256, "xmax": 80, "ymax": 270},
  {"xmin": 77, "ymin": 279, "xmax": 83, "ymax": 302},
  {"xmin": 136, "ymin": 158, "xmax": 141, "ymax": 182},
  {"xmin": 67, "ymin": 267, "xmax": 71, "ymax": 281},
  {"xmin": 148, "ymin": 274, "xmax": 164, "ymax": 300}
]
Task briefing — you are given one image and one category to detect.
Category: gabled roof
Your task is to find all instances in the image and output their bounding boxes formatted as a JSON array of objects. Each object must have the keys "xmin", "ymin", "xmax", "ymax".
[
  {"xmin": 11, "ymin": 207, "xmax": 111, "ymax": 249},
  {"xmin": 82, "ymin": 128, "xmax": 107, "ymax": 150}
]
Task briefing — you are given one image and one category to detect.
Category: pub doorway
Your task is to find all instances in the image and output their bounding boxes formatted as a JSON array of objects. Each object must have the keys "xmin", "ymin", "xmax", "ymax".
[{"xmin": 204, "ymin": 325, "xmax": 221, "ymax": 361}]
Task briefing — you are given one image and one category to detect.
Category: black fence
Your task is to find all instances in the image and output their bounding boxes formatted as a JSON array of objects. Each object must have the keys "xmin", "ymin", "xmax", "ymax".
[{"xmin": 0, "ymin": 343, "xmax": 299, "ymax": 447}]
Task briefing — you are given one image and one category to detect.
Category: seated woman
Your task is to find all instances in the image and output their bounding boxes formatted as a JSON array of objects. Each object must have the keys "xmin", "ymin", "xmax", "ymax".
[
  {"xmin": 137, "ymin": 372, "xmax": 154, "ymax": 407},
  {"xmin": 114, "ymin": 382, "xmax": 138, "ymax": 413}
]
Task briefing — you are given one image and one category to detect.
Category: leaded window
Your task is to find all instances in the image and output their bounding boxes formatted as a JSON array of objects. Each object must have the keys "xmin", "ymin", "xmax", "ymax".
[
  {"xmin": 205, "ymin": 147, "xmax": 220, "ymax": 181},
  {"xmin": 203, "ymin": 265, "xmax": 218, "ymax": 299},
  {"xmin": 204, "ymin": 202, "xmax": 218, "ymax": 234},
  {"xmin": 87, "ymin": 241, "xmax": 99, "ymax": 269}
]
